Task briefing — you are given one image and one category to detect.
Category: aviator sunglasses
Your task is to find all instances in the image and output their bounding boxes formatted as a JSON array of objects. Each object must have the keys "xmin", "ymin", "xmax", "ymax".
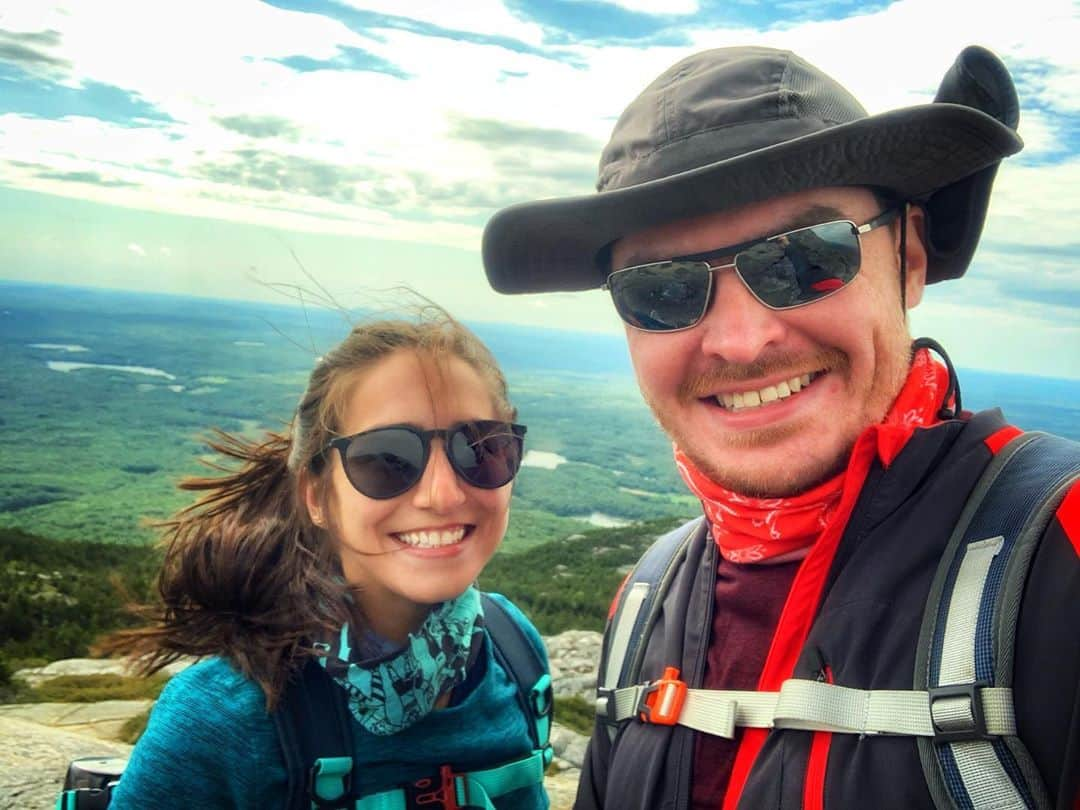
[
  {"xmin": 315, "ymin": 420, "xmax": 527, "ymax": 500},
  {"xmin": 605, "ymin": 209, "xmax": 900, "ymax": 333}
]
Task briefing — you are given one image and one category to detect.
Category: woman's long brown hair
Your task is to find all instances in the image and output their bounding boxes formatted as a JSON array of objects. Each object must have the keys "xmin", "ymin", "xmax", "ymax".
[{"xmin": 100, "ymin": 309, "xmax": 515, "ymax": 708}]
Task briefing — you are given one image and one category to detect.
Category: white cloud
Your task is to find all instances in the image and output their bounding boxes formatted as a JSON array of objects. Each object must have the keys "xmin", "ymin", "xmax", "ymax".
[
  {"xmin": 337, "ymin": 0, "xmax": 546, "ymax": 45},
  {"xmin": 2, "ymin": 0, "xmax": 1078, "ymax": 377},
  {"xmin": 912, "ymin": 298, "xmax": 1080, "ymax": 379},
  {"xmin": 983, "ymin": 157, "xmax": 1080, "ymax": 250},
  {"xmin": 564, "ymin": 0, "xmax": 700, "ymax": 13},
  {"xmin": 127, "ymin": 242, "xmax": 146, "ymax": 256},
  {"xmin": 1013, "ymin": 108, "xmax": 1064, "ymax": 157}
]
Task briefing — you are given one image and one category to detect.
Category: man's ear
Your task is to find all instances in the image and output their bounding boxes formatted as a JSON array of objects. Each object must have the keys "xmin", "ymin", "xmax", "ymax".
[{"xmin": 902, "ymin": 204, "xmax": 929, "ymax": 310}]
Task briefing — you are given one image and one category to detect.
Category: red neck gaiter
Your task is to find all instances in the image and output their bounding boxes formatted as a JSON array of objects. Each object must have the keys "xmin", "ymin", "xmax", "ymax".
[{"xmin": 674, "ymin": 349, "xmax": 950, "ymax": 564}]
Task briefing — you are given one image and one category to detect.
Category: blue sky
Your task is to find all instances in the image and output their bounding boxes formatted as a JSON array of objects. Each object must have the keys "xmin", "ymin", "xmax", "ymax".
[{"xmin": 1, "ymin": 0, "xmax": 1077, "ymax": 378}]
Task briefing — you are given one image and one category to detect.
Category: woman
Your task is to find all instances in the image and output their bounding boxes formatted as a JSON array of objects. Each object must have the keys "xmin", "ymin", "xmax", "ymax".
[{"xmin": 103, "ymin": 311, "xmax": 549, "ymax": 809}]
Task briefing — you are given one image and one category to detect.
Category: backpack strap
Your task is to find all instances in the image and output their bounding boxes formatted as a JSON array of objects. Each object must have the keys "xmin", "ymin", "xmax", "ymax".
[
  {"xmin": 915, "ymin": 431, "xmax": 1080, "ymax": 810},
  {"xmin": 480, "ymin": 592, "xmax": 553, "ymax": 758},
  {"xmin": 594, "ymin": 517, "xmax": 705, "ymax": 735},
  {"xmin": 273, "ymin": 657, "xmax": 357, "ymax": 810}
]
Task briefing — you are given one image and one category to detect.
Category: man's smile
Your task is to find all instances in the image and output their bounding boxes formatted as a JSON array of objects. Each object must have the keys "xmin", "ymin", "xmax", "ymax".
[{"xmin": 710, "ymin": 371, "xmax": 823, "ymax": 411}]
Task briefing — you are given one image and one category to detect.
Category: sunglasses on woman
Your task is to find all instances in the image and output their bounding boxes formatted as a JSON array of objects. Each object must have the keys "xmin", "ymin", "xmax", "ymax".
[
  {"xmin": 316, "ymin": 420, "xmax": 527, "ymax": 500},
  {"xmin": 605, "ymin": 209, "xmax": 899, "ymax": 333}
]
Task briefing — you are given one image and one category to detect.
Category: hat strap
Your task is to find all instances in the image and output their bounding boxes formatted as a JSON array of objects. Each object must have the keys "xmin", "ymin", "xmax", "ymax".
[{"xmin": 899, "ymin": 201, "xmax": 909, "ymax": 310}]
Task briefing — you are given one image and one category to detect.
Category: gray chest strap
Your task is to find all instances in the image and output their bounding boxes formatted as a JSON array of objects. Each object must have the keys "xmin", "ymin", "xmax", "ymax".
[{"xmin": 601, "ymin": 676, "xmax": 1016, "ymax": 740}]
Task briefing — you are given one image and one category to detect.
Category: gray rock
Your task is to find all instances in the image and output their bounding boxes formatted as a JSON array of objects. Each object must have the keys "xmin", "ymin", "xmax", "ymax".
[
  {"xmin": 545, "ymin": 767, "xmax": 580, "ymax": 810},
  {"xmin": 544, "ymin": 630, "xmax": 602, "ymax": 699},
  {"xmin": 0, "ymin": 716, "xmax": 131, "ymax": 810},
  {"xmin": 14, "ymin": 659, "xmax": 129, "ymax": 688},
  {"xmin": 0, "ymin": 700, "xmax": 154, "ymax": 742},
  {"xmin": 550, "ymin": 724, "xmax": 589, "ymax": 769},
  {"xmin": 14, "ymin": 657, "xmax": 194, "ymax": 688}
]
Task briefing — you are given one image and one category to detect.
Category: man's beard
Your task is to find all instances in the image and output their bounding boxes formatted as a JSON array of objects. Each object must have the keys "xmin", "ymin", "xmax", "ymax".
[{"xmin": 650, "ymin": 336, "xmax": 912, "ymax": 498}]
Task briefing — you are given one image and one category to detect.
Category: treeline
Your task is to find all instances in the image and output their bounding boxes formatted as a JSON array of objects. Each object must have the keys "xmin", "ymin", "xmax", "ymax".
[
  {"xmin": 0, "ymin": 528, "xmax": 159, "ymax": 672},
  {"xmin": 479, "ymin": 517, "xmax": 685, "ymax": 634},
  {"xmin": 514, "ymin": 464, "xmax": 695, "ymax": 522}
]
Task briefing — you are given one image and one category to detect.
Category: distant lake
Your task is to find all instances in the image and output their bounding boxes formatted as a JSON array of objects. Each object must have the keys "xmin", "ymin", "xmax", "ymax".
[
  {"xmin": 46, "ymin": 360, "xmax": 176, "ymax": 380},
  {"xmin": 522, "ymin": 450, "xmax": 568, "ymax": 470},
  {"xmin": 28, "ymin": 343, "xmax": 89, "ymax": 352},
  {"xmin": 575, "ymin": 512, "xmax": 633, "ymax": 528}
]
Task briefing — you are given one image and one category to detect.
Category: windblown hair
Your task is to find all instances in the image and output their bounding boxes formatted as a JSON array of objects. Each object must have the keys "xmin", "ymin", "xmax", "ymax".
[{"xmin": 100, "ymin": 306, "xmax": 514, "ymax": 708}]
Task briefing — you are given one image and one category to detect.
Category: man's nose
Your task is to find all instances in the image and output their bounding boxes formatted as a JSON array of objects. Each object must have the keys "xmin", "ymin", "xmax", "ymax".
[
  {"xmin": 696, "ymin": 268, "xmax": 787, "ymax": 363},
  {"xmin": 411, "ymin": 441, "xmax": 467, "ymax": 512}
]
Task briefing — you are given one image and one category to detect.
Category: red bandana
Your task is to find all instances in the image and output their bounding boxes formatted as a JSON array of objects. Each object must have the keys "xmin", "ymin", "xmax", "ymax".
[{"xmin": 674, "ymin": 349, "xmax": 950, "ymax": 564}]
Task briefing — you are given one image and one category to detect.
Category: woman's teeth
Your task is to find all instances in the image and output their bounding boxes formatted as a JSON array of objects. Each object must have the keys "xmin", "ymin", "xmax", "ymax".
[
  {"xmin": 715, "ymin": 372, "xmax": 819, "ymax": 411},
  {"xmin": 395, "ymin": 527, "xmax": 467, "ymax": 548}
]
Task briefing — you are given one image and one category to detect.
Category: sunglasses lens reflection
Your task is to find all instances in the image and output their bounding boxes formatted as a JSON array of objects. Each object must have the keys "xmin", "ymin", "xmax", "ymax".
[
  {"xmin": 450, "ymin": 422, "xmax": 523, "ymax": 488},
  {"xmin": 735, "ymin": 221, "xmax": 860, "ymax": 308},
  {"xmin": 344, "ymin": 428, "xmax": 425, "ymax": 499},
  {"xmin": 609, "ymin": 262, "xmax": 712, "ymax": 331}
]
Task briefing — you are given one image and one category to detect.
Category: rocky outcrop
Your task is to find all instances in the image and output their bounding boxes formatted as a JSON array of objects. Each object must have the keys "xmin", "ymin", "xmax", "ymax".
[
  {"xmin": 14, "ymin": 658, "xmax": 192, "ymax": 689},
  {"xmin": 540, "ymin": 630, "xmax": 603, "ymax": 807},
  {"xmin": 2, "ymin": 631, "xmax": 604, "ymax": 810},
  {"xmin": 0, "ymin": 700, "xmax": 153, "ymax": 742},
  {"xmin": 546, "ymin": 629, "xmax": 603, "ymax": 701},
  {"xmin": 0, "ymin": 716, "xmax": 131, "ymax": 810}
]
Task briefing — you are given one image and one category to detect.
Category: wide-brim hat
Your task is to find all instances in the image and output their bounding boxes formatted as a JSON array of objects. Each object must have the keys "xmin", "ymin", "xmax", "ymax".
[{"xmin": 483, "ymin": 45, "xmax": 1023, "ymax": 294}]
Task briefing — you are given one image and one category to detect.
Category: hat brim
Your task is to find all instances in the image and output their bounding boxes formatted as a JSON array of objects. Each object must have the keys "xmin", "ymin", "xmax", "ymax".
[{"xmin": 483, "ymin": 103, "xmax": 1022, "ymax": 294}]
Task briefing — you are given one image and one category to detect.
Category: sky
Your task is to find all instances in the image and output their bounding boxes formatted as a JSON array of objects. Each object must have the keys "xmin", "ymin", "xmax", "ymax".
[{"xmin": 1, "ymin": 0, "xmax": 1077, "ymax": 378}]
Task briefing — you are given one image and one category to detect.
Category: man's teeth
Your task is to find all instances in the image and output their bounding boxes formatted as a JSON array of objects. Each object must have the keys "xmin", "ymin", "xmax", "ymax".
[
  {"xmin": 716, "ymin": 373, "xmax": 817, "ymax": 411},
  {"xmin": 395, "ymin": 527, "xmax": 467, "ymax": 548}
]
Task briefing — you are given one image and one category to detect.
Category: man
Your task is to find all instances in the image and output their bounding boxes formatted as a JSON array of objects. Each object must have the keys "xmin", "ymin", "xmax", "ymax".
[{"xmin": 482, "ymin": 45, "xmax": 1080, "ymax": 809}]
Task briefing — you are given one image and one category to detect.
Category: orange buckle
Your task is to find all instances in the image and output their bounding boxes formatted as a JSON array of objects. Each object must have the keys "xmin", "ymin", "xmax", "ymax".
[
  {"xmin": 411, "ymin": 765, "xmax": 460, "ymax": 809},
  {"xmin": 637, "ymin": 666, "xmax": 687, "ymax": 725}
]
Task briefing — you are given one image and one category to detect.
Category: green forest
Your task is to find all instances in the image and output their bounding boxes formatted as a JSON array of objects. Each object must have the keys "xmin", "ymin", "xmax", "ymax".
[
  {"xmin": 0, "ymin": 285, "xmax": 694, "ymax": 549},
  {"xmin": 0, "ymin": 528, "xmax": 158, "ymax": 694}
]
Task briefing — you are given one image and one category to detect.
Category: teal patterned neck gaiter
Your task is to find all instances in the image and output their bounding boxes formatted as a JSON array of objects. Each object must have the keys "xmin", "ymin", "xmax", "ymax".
[{"xmin": 317, "ymin": 587, "xmax": 484, "ymax": 736}]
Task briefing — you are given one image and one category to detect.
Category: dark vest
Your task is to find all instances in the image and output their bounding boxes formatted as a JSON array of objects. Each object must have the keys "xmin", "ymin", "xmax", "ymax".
[{"xmin": 577, "ymin": 410, "xmax": 1080, "ymax": 809}]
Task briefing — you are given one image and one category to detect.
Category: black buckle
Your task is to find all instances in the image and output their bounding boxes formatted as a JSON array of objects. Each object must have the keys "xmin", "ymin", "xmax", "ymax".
[
  {"xmin": 929, "ymin": 681, "xmax": 991, "ymax": 743},
  {"xmin": 406, "ymin": 765, "xmax": 460, "ymax": 809}
]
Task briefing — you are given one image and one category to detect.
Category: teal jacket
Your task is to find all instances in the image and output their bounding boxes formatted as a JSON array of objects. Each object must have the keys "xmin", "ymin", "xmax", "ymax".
[{"xmin": 109, "ymin": 593, "xmax": 549, "ymax": 809}]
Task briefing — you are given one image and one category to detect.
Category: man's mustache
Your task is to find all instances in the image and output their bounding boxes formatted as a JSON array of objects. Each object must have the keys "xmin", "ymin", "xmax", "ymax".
[{"xmin": 677, "ymin": 348, "xmax": 849, "ymax": 400}]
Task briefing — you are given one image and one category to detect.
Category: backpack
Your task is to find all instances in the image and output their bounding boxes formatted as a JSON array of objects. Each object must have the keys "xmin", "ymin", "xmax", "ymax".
[
  {"xmin": 57, "ymin": 592, "xmax": 553, "ymax": 810},
  {"xmin": 596, "ymin": 431, "xmax": 1080, "ymax": 810}
]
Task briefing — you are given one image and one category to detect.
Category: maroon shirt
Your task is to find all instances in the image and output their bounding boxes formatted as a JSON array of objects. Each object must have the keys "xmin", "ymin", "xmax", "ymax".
[{"xmin": 691, "ymin": 557, "xmax": 801, "ymax": 808}]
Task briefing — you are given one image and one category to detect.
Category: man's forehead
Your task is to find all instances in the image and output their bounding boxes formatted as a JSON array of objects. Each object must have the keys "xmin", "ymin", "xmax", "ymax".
[{"xmin": 612, "ymin": 188, "xmax": 875, "ymax": 269}]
